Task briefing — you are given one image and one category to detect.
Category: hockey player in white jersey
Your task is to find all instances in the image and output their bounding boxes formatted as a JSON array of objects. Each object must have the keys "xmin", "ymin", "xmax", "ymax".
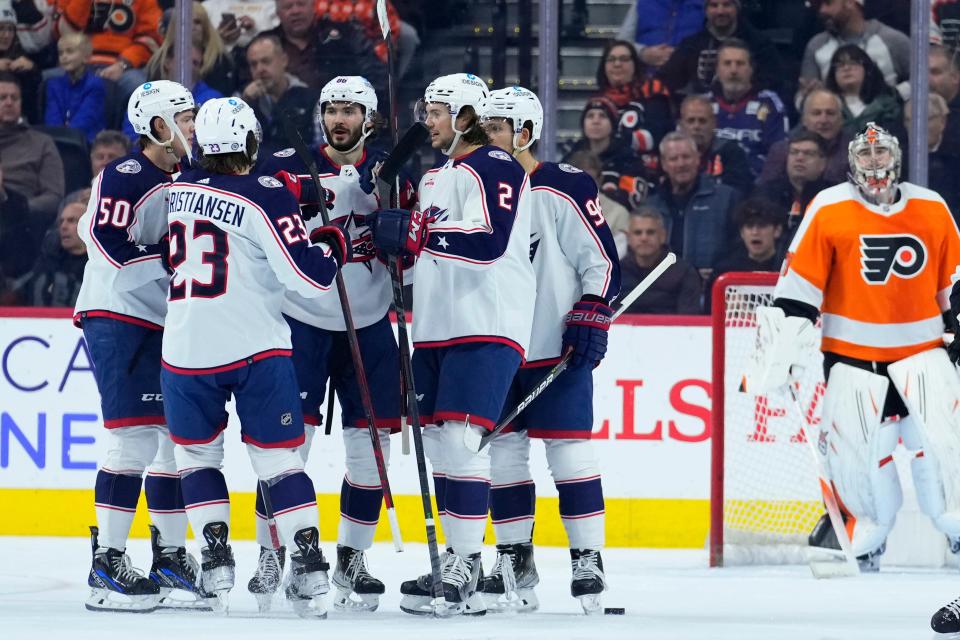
[
  {"xmin": 74, "ymin": 80, "xmax": 204, "ymax": 613},
  {"xmin": 478, "ymin": 86, "xmax": 621, "ymax": 614},
  {"xmin": 160, "ymin": 97, "xmax": 348, "ymax": 617},
  {"xmin": 367, "ymin": 72, "xmax": 536, "ymax": 616},
  {"xmin": 251, "ymin": 75, "xmax": 415, "ymax": 612}
]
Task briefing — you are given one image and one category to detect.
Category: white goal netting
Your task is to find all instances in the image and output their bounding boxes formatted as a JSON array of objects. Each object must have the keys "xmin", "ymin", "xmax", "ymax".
[{"xmin": 710, "ymin": 273, "xmax": 825, "ymax": 566}]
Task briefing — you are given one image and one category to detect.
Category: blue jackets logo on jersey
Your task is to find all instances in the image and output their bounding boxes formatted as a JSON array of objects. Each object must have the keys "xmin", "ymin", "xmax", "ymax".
[
  {"xmin": 859, "ymin": 234, "xmax": 927, "ymax": 284},
  {"xmin": 423, "ymin": 205, "xmax": 448, "ymax": 223}
]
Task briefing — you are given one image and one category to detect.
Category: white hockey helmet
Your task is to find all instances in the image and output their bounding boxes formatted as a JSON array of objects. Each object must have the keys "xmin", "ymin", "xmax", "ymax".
[
  {"xmin": 416, "ymin": 73, "xmax": 490, "ymax": 155},
  {"xmin": 196, "ymin": 97, "xmax": 262, "ymax": 162},
  {"xmin": 480, "ymin": 86, "xmax": 543, "ymax": 152},
  {"xmin": 848, "ymin": 122, "xmax": 901, "ymax": 205},
  {"xmin": 316, "ymin": 75, "xmax": 379, "ymax": 153},
  {"xmin": 127, "ymin": 80, "xmax": 195, "ymax": 153}
]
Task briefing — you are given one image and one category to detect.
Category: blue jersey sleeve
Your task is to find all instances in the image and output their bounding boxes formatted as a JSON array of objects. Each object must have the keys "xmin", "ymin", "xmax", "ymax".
[{"xmin": 424, "ymin": 148, "xmax": 527, "ymax": 266}]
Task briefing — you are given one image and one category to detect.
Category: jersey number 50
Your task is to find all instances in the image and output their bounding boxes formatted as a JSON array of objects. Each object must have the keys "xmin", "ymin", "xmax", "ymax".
[{"xmin": 167, "ymin": 220, "xmax": 228, "ymax": 300}]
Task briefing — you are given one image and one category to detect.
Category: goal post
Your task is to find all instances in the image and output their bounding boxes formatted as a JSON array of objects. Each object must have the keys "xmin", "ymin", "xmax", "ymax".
[{"xmin": 709, "ymin": 272, "xmax": 824, "ymax": 567}]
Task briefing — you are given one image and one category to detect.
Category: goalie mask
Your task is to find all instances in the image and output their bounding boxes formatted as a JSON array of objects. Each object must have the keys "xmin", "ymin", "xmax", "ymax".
[
  {"xmin": 127, "ymin": 80, "xmax": 195, "ymax": 160},
  {"xmin": 480, "ymin": 86, "xmax": 543, "ymax": 153},
  {"xmin": 848, "ymin": 122, "xmax": 901, "ymax": 205},
  {"xmin": 415, "ymin": 73, "xmax": 489, "ymax": 156},
  {"xmin": 316, "ymin": 75, "xmax": 378, "ymax": 154},
  {"xmin": 196, "ymin": 97, "xmax": 263, "ymax": 163}
]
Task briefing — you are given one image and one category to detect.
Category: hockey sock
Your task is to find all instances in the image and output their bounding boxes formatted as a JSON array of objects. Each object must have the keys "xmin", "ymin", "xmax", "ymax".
[
  {"xmin": 181, "ymin": 468, "xmax": 230, "ymax": 545},
  {"xmin": 490, "ymin": 431, "xmax": 535, "ymax": 544},
  {"xmin": 433, "ymin": 472, "xmax": 449, "ymax": 540},
  {"xmin": 144, "ymin": 472, "xmax": 187, "ymax": 548},
  {"xmin": 94, "ymin": 470, "xmax": 143, "ymax": 550},
  {"xmin": 491, "ymin": 480, "xmax": 536, "ymax": 544},
  {"xmin": 546, "ymin": 440, "xmax": 605, "ymax": 549},
  {"xmin": 266, "ymin": 471, "xmax": 320, "ymax": 547},
  {"xmin": 436, "ymin": 422, "xmax": 491, "ymax": 556},
  {"xmin": 338, "ymin": 475, "xmax": 382, "ymax": 550},
  {"xmin": 337, "ymin": 427, "xmax": 389, "ymax": 550},
  {"xmin": 254, "ymin": 483, "xmax": 275, "ymax": 549}
]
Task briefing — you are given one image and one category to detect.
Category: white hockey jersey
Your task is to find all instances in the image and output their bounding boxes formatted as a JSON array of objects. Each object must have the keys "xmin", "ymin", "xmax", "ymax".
[
  {"xmin": 161, "ymin": 171, "xmax": 341, "ymax": 372},
  {"xmin": 74, "ymin": 151, "xmax": 174, "ymax": 329},
  {"xmin": 412, "ymin": 146, "xmax": 536, "ymax": 356},
  {"xmin": 259, "ymin": 145, "xmax": 416, "ymax": 331},
  {"xmin": 525, "ymin": 162, "xmax": 621, "ymax": 365}
]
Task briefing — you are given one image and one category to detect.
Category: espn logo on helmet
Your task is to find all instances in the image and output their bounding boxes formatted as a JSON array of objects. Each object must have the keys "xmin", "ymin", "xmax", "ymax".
[{"xmin": 859, "ymin": 234, "xmax": 926, "ymax": 284}]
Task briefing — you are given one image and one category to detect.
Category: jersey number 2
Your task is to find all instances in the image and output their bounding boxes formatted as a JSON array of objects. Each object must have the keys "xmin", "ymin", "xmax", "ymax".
[{"xmin": 167, "ymin": 220, "xmax": 229, "ymax": 300}]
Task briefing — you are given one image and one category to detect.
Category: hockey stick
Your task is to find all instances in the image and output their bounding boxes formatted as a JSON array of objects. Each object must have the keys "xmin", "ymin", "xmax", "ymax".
[
  {"xmin": 375, "ymin": 1, "xmax": 443, "ymax": 607},
  {"xmin": 280, "ymin": 115, "xmax": 403, "ymax": 553},
  {"xmin": 786, "ymin": 383, "xmax": 861, "ymax": 578},
  {"xmin": 464, "ymin": 251, "xmax": 677, "ymax": 453},
  {"xmin": 323, "ymin": 386, "xmax": 335, "ymax": 436}
]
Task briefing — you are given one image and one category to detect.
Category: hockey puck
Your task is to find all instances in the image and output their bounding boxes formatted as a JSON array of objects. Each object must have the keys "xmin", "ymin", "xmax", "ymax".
[{"xmin": 604, "ymin": 607, "xmax": 625, "ymax": 615}]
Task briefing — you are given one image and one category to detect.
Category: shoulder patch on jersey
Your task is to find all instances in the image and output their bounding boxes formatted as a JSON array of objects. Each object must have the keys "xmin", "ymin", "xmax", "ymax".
[
  {"xmin": 116, "ymin": 159, "xmax": 142, "ymax": 174},
  {"xmin": 259, "ymin": 175, "xmax": 283, "ymax": 188},
  {"xmin": 558, "ymin": 163, "xmax": 583, "ymax": 174},
  {"xmin": 197, "ymin": 178, "xmax": 210, "ymax": 184},
  {"xmin": 273, "ymin": 148, "xmax": 296, "ymax": 158},
  {"xmin": 488, "ymin": 149, "xmax": 513, "ymax": 162}
]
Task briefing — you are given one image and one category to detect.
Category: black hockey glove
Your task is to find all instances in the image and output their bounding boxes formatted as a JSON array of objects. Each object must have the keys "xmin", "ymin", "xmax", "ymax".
[
  {"xmin": 562, "ymin": 295, "xmax": 614, "ymax": 369},
  {"xmin": 158, "ymin": 233, "xmax": 173, "ymax": 275}
]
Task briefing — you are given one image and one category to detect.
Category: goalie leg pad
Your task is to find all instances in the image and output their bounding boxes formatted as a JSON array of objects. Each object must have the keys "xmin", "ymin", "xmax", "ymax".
[
  {"xmin": 490, "ymin": 431, "xmax": 535, "ymax": 545},
  {"xmin": 888, "ymin": 349, "xmax": 960, "ymax": 539},
  {"xmin": 821, "ymin": 363, "xmax": 899, "ymax": 557}
]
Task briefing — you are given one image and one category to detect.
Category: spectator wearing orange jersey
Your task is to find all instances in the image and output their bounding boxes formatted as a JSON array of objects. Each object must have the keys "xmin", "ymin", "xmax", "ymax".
[{"xmin": 57, "ymin": 0, "xmax": 163, "ymax": 98}]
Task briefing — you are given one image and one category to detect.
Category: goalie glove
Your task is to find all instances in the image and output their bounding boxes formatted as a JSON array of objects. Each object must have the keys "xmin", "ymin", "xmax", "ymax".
[{"xmin": 740, "ymin": 305, "xmax": 818, "ymax": 394}]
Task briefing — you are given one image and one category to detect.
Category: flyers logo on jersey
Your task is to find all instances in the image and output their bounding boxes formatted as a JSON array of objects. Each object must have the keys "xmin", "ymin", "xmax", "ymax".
[{"xmin": 859, "ymin": 234, "xmax": 927, "ymax": 284}]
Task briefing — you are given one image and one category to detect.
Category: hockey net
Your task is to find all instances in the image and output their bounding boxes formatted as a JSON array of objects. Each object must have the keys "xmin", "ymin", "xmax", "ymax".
[{"xmin": 709, "ymin": 272, "xmax": 826, "ymax": 566}]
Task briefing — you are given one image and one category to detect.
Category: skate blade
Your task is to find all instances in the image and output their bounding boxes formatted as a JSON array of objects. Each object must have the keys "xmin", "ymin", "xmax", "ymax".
[
  {"xmin": 157, "ymin": 587, "xmax": 213, "ymax": 612},
  {"xmin": 399, "ymin": 594, "xmax": 449, "ymax": 617},
  {"xmin": 434, "ymin": 592, "xmax": 487, "ymax": 618},
  {"xmin": 578, "ymin": 593, "xmax": 603, "ymax": 615},
  {"xmin": 86, "ymin": 588, "xmax": 158, "ymax": 613},
  {"xmin": 253, "ymin": 592, "xmax": 276, "ymax": 614},
  {"xmin": 202, "ymin": 590, "xmax": 230, "ymax": 615},
  {"xmin": 482, "ymin": 588, "xmax": 539, "ymax": 613},
  {"xmin": 333, "ymin": 587, "xmax": 380, "ymax": 613},
  {"xmin": 291, "ymin": 595, "xmax": 328, "ymax": 619}
]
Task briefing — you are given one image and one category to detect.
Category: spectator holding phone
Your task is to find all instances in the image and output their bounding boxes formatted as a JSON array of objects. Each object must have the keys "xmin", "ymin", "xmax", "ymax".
[{"xmin": 202, "ymin": 0, "xmax": 279, "ymax": 50}]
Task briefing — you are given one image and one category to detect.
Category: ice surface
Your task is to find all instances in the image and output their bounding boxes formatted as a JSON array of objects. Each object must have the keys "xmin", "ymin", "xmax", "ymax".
[{"xmin": 0, "ymin": 537, "xmax": 954, "ymax": 640}]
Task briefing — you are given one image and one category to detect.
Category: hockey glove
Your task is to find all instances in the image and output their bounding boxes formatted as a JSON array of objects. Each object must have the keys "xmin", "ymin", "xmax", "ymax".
[
  {"xmin": 274, "ymin": 170, "xmax": 334, "ymax": 221},
  {"xmin": 158, "ymin": 233, "xmax": 174, "ymax": 275},
  {"xmin": 357, "ymin": 159, "xmax": 383, "ymax": 195},
  {"xmin": 367, "ymin": 207, "xmax": 430, "ymax": 258},
  {"xmin": 948, "ymin": 311, "xmax": 960, "ymax": 365},
  {"xmin": 309, "ymin": 225, "xmax": 351, "ymax": 268},
  {"xmin": 562, "ymin": 297, "xmax": 614, "ymax": 369}
]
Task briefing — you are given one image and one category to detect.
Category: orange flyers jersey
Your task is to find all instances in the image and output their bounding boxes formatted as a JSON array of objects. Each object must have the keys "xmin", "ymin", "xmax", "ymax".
[{"xmin": 774, "ymin": 181, "xmax": 960, "ymax": 362}]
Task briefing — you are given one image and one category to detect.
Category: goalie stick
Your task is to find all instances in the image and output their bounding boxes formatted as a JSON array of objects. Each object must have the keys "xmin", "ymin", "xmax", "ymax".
[
  {"xmin": 375, "ymin": 0, "xmax": 444, "ymax": 609},
  {"xmin": 280, "ymin": 114, "xmax": 404, "ymax": 553},
  {"xmin": 463, "ymin": 251, "xmax": 677, "ymax": 453},
  {"xmin": 786, "ymin": 382, "xmax": 861, "ymax": 578}
]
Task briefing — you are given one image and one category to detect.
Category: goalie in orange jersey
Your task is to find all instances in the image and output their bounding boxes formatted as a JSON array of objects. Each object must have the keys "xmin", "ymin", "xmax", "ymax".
[{"xmin": 743, "ymin": 122, "xmax": 960, "ymax": 574}]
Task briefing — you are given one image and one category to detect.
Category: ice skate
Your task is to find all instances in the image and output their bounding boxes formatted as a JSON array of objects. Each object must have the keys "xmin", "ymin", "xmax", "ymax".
[
  {"xmin": 807, "ymin": 513, "xmax": 882, "ymax": 572},
  {"xmin": 332, "ymin": 545, "xmax": 384, "ymax": 612},
  {"xmin": 247, "ymin": 545, "xmax": 285, "ymax": 613},
  {"xmin": 932, "ymin": 595, "xmax": 960, "ymax": 633},
  {"xmin": 479, "ymin": 542, "xmax": 539, "ymax": 612},
  {"xmin": 434, "ymin": 551, "xmax": 486, "ymax": 617},
  {"xmin": 570, "ymin": 549, "xmax": 607, "ymax": 615},
  {"xmin": 147, "ymin": 524, "xmax": 209, "ymax": 611},
  {"xmin": 197, "ymin": 522, "xmax": 235, "ymax": 613},
  {"xmin": 86, "ymin": 526, "xmax": 160, "ymax": 613},
  {"xmin": 284, "ymin": 527, "xmax": 330, "ymax": 619},
  {"xmin": 400, "ymin": 549, "xmax": 484, "ymax": 617}
]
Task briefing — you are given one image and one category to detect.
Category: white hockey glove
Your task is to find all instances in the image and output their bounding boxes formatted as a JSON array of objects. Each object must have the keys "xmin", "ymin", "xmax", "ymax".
[{"xmin": 740, "ymin": 306, "xmax": 818, "ymax": 394}]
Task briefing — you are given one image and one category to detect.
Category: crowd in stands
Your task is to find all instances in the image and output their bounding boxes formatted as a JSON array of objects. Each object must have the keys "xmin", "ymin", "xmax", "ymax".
[
  {"xmin": 577, "ymin": 0, "xmax": 960, "ymax": 316},
  {"xmin": 0, "ymin": 0, "xmax": 955, "ymax": 318}
]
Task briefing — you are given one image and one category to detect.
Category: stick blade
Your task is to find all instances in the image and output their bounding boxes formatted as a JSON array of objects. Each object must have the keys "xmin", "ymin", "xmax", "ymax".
[{"xmin": 379, "ymin": 122, "xmax": 430, "ymax": 185}]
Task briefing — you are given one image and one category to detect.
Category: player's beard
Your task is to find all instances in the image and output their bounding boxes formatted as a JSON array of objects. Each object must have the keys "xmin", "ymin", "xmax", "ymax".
[{"xmin": 328, "ymin": 125, "xmax": 364, "ymax": 153}]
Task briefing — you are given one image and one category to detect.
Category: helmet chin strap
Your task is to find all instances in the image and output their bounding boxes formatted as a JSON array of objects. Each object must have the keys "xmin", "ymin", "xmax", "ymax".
[
  {"xmin": 145, "ymin": 114, "xmax": 192, "ymax": 167},
  {"xmin": 323, "ymin": 120, "xmax": 372, "ymax": 155}
]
